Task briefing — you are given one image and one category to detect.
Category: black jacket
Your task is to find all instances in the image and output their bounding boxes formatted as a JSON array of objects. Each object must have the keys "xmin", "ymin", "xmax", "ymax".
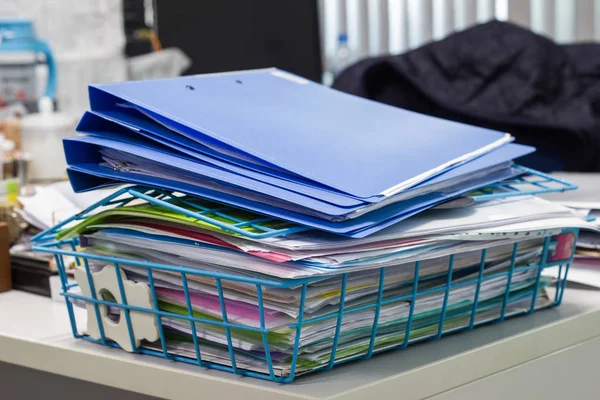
[{"xmin": 333, "ymin": 21, "xmax": 600, "ymax": 171}]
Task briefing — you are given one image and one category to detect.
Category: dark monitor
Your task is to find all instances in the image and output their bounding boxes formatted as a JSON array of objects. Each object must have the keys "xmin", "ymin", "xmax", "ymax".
[{"xmin": 155, "ymin": 0, "xmax": 323, "ymax": 82}]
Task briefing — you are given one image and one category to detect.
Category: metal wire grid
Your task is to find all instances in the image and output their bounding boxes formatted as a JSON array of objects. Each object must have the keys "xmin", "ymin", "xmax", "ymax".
[
  {"xmin": 31, "ymin": 167, "xmax": 577, "ymax": 243},
  {"xmin": 469, "ymin": 165, "xmax": 577, "ymax": 202},
  {"xmin": 33, "ymin": 228, "xmax": 577, "ymax": 383},
  {"xmin": 31, "ymin": 185, "xmax": 310, "ymax": 243}
]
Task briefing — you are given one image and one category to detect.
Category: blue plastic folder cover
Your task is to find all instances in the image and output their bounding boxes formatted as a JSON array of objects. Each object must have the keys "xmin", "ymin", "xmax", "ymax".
[
  {"xmin": 87, "ymin": 68, "xmax": 512, "ymax": 199},
  {"xmin": 63, "ymin": 136, "xmax": 526, "ymax": 237},
  {"xmin": 76, "ymin": 111, "xmax": 367, "ymax": 209},
  {"xmin": 76, "ymin": 111, "xmax": 533, "ymax": 214},
  {"xmin": 66, "ymin": 121, "xmax": 533, "ymax": 217}
]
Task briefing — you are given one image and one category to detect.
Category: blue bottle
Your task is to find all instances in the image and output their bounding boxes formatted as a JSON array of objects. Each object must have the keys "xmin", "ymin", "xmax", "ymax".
[{"xmin": 0, "ymin": 19, "xmax": 56, "ymax": 110}]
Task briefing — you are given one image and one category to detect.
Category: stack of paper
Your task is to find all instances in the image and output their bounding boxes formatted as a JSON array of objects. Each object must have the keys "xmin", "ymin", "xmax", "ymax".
[
  {"xmin": 53, "ymin": 69, "xmax": 592, "ymax": 378},
  {"xmin": 61, "ymin": 195, "xmax": 592, "ymax": 376}
]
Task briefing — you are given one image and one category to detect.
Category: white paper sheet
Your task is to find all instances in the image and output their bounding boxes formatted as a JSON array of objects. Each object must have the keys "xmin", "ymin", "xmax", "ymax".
[{"xmin": 261, "ymin": 196, "xmax": 578, "ymax": 251}]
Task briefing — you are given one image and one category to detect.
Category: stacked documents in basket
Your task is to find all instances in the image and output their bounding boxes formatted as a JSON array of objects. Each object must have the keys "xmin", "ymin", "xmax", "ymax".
[
  {"xmin": 52, "ymin": 192, "xmax": 592, "ymax": 377},
  {"xmin": 33, "ymin": 69, "xmax": 594, "ymax": 381}
]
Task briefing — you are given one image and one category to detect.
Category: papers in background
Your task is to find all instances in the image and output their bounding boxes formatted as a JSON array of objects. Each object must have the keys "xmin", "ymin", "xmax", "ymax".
[
  {"xmin": 577, "ymin": 231, "xmax": 600, "ymax": 250},
  {"xmin": 53, "ymin": 180, "xmax": 121, "ymax": 210},
  {"xmin": 539, "ymin": 172, "xmax": 600, "ymax": 288},
  {"xmin": 18, "ymin": 181, "xmax": 121, "ymax": 230},
  {"xmin": 19, "ymin": 185, "xmax": 81, "ymax": 230}
]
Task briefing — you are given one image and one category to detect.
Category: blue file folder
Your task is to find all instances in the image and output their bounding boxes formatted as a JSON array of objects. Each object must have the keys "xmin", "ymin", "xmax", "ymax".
[
  {"xmin": 77, "ymin": 111, "xmax": 367, "ymax": 208},
  {"xmin": 63, "ymin": 135, "xmax": 529, "ymax": 237},
  {"xmin": 87, "ymin": 68, "xmax": 512, "ymax": 199},
  {"xmin": 65, "ymin": 164, "xmax": 519, "ymax": 237},
  {"xmin": 76, "ymin": 111, "xmax": 534, "ymax": 213}
]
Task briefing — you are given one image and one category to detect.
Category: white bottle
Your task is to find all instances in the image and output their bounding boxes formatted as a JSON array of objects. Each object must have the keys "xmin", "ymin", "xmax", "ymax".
[
  {"xmin": 20, "ymin": 97, "xmax": 77, "ymax": 182},
  {"xmin": 0, "ymin": 133, "xmax": 15, "ymax": 180},
  {"xmin": 332, "ymin": 33, "xmax": 353, "ymax": 77}
]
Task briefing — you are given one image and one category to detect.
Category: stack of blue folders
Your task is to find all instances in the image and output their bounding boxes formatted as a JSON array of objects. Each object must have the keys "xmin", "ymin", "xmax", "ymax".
[{"xmin": 66, "ymin": 68, "xmax": 535, "ymax": 238}]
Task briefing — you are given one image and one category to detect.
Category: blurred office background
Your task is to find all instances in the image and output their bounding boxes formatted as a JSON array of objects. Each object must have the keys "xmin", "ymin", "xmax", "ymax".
[
  {"xmin": 1, "ymin": 0, "xmax": 599, "ymax": 181},
  {"xmin": 2, "ymin": 0, "xmax": 599, "ymax": 116}
]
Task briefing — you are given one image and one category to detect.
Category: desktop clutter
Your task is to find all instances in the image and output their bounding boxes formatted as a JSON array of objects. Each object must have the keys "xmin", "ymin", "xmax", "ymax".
[
  {"xmin": 0, "ymin": 18, "xmax": 80, "ymax": 294},
  {"xmin": 0, "ymin": 17, "xmax": 191, "ymax": 297},
  {"xmin": 29, "ymin": 68, "xmax": 597, "ymax": 382}
]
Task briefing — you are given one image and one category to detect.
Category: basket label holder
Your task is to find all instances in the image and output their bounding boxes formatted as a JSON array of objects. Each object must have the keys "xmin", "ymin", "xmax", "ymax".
[{"xmin": 74, "ymin": 265, "xmax": 160, "ymax": 352}]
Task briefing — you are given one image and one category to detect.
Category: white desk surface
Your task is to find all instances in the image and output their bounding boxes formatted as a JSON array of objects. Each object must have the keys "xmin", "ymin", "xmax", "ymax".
[{"xmin": 1, "ymin": 288, "xmax": 599, "ymax": 400}]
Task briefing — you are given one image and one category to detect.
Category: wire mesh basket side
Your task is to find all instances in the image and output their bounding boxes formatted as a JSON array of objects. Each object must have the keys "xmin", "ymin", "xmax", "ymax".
[{"xmin": 35, "ymin": 228, "xmax": 578, "ymax": 383}]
